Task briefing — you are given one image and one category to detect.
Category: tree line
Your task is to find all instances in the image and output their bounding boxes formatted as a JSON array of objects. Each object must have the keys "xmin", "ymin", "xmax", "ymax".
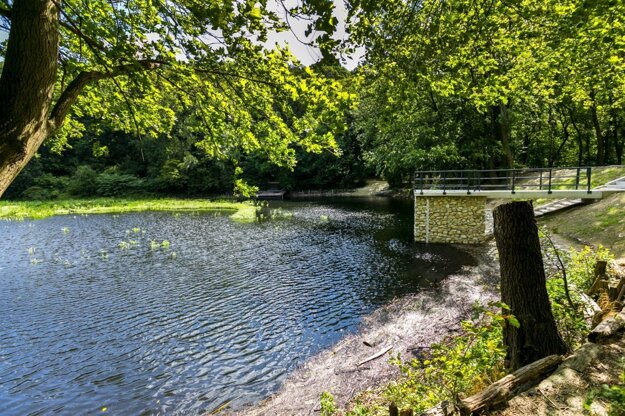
[{"xmin": 2, "ymin": 0, "xmax": 624, "ymax": 198}]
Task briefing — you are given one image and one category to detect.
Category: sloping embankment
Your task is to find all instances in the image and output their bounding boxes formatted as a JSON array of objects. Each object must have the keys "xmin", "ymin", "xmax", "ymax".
[
  {"xmin": 491, "ymin": 316, "xmax": 625, "ymax": 416},
  {"xmin": 237, "ymin": 245, "xmax": 499, "ymax": 415},
  {"xmin": 540, "ymin": 192, "xmax": 625, "ymax": 260}
]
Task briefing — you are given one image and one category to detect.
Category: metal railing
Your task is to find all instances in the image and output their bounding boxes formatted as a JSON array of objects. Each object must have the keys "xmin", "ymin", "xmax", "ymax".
[{"xmin": 413, "ymin": 167, "xmax": 593, "ymax": 195}]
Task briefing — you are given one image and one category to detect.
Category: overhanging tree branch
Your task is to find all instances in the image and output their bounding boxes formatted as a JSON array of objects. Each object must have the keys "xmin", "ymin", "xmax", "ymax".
[
  {"xmin": 0, "ymin": 3, "xmax": 10, "ymax": 19},
  {"xmin": 52, "ymin": 0, "xmax": 108, "ymax": 53},
  {"xmin": 48, "ymin": 59, "xmax": 163, "ymax": 129}
]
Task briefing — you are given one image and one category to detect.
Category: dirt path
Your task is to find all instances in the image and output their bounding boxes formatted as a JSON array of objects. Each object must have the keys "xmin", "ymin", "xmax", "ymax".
[{"xmin": 235, "ymin": 246, "xmax": 499, "ymax": 415}]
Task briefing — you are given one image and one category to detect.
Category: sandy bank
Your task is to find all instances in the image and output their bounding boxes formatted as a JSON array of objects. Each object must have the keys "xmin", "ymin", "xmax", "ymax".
[{"xmin": 236, "ymin": 244, "xmax": 499, "ymax": 415}]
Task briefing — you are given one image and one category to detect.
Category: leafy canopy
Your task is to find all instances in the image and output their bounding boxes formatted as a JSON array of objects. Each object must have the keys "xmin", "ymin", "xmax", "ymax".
[{"xmin": 1, "ymin": 0, "xmax": 354, "ymax": 184}]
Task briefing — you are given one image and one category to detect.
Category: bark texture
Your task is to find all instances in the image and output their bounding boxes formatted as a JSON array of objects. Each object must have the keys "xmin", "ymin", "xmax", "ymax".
[
  {"xmin": 0, "ymin": 0, "xmax": 59, "ymax": 196},
  {"xmin": 493, "ymin": 201, "xmax": 568, "ymax": 370},
  {"xmin": 0, "ymin": 0, "xmax": 161, "ymax": 197}
]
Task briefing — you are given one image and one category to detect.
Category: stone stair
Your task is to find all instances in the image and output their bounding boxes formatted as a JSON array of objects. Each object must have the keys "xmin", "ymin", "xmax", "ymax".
[
  {"xmin": 602, "ymin": 176, "xmax": 625, "ymax": 190},
  {"xmin": 534, "ymin": 199, "xmax": 583, "ymax": 217}
]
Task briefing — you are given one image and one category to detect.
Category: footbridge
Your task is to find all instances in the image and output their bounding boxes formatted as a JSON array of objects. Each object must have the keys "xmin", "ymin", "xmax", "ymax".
[{"xmin": 413, "ymin": 167, "xmax": 625, "ymax": 244}]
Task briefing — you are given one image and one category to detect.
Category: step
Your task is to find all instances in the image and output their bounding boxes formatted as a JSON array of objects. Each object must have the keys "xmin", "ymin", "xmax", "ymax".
[{"xmin": 534, "ymin": 199, "xmax": 582, "ymax": 217}]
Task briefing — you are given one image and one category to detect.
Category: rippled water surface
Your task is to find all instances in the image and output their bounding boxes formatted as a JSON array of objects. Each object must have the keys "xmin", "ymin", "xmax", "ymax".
[{"xmin": 0, "ymin": 198, "xmax": 474, "ymax": 415}]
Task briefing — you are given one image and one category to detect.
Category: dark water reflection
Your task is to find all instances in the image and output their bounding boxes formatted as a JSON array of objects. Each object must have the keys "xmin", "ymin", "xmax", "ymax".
[{"xmin": 0, "ymin": 198, "xmax": 475, "ymax": 415}]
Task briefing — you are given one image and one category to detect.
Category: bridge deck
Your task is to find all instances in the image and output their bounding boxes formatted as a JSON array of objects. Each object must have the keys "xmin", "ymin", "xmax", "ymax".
[
  {"xmin": 416, "ymin": 189, "xmax": 603, "ymax": 199},
  {"xmin": 413, "ymin": 167, "xmax": 615, "ymax": 199}
]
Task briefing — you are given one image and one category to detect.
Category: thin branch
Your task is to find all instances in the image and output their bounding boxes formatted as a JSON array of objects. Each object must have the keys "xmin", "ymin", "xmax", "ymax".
[
  {"xmin": 53, "ymin": 0, "xmax": 108, "ymax": 52},
  {"xmin": 194, "ymin": 67, "xmax": 278, "ymax": 87},
  {"xmin": 48, "ymin": 59, "xmax": 163, "ymax": 129},
  {"xmin": 59, "ymin": 20, "xmax": 107, "ymax": 52},
  {"xmin": 543, "ymin": 231, "xmax": 576, "ymax": 315},
  {"xmin": 0, "ymin": 3, "xmax": 10, "ymax": 19}
]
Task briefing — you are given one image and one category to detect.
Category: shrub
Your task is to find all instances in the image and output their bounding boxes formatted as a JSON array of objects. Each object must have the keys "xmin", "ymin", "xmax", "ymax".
[
  {"xmin": 94, "ymin": 172, "xmax": 143, "ymax": 196},
  {"xmin": 383, "ymin": 303, "xmax": 511, "ymax": 413},
  {"xmin": 20, "ymin": 174, "xmax": 71, "ymax": 200},
  {"xmin": 69, "ymin": 165, "xmax": 98, "ymax": 196},
  {"xmin": 543, "ymin": 244, "xmax": 615, "ymax": 349},
  {"xmin": 21, "ymin": 186, "xmax": 60, "ymax": 200},
  {"xmin": 568, "ymin": 245, "xmax": 614, "ymax": 292},
  {"xmin": 321, "ymin": 391, "xmax": 337, "ymax": 416}
]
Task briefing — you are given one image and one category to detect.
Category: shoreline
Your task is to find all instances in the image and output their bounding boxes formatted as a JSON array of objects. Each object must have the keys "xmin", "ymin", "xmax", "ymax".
[
  {"xmin": 0, "ymin": 197, "xmax": 257, "ymax": 221},
  {"xmin": 234, "ymin": 242, "xmax": 500, "ymax": 415}
]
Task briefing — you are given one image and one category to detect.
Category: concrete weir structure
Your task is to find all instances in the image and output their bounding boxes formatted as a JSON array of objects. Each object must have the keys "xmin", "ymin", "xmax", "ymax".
[
  {"xmin": 414, "ymin": 195, "xmax": 487, "ymax": 244},
  {"xmin": 412, "ymin": 167, "xmax": 618, "ymax": 244}
]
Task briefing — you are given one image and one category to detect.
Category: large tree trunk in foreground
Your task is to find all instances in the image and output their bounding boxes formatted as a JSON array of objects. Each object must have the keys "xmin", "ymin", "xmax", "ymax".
[
  {"xmin": 493, "ymin": 201, "xmax": 567, "ymax": 370},
  {"xmin": 0, "ymin": 0, "xmax": 59, "ymax": 197}
]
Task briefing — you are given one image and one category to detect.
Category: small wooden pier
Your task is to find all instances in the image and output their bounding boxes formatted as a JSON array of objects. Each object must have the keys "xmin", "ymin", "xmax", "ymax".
[{"xmin": 256, "ymin": 189, "xmax": 287, "ymax": 200}]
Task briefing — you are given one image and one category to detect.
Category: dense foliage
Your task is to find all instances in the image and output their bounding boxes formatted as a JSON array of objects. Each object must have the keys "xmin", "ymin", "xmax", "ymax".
[
  {"xmin": 0, "ymin": 0, "xmax": 355, "ymax": 197},
  {"xmin": 3, "ymin": 0, "xmax": 624, "ymax": 197},
  {"xmin": 543, "ymin": 243, "xmax": 614, "ymax": 349},
  {"xmin": 4, "ymin": 95, "xmax": 370, "ymax": 199},
  {"xmin": 345, "ymin": 0, "xmax": 625, "ymax": 184}
]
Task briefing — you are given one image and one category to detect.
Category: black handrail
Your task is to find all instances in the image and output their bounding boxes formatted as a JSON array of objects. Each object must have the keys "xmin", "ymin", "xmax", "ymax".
[{"xmin": 412, "ymin": 167, "xmax": 598, "ymax": 194}]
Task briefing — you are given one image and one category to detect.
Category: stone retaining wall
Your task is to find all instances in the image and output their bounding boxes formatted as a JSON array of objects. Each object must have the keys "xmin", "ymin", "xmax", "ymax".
[{"xmin": 414, "ymin": 196, "xmax": 486, "ymax": 244}]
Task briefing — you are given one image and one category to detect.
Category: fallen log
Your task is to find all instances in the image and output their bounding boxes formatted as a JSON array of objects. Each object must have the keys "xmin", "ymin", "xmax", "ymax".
[
  {"xmin": 356, "ymin": 346, "xmax": 392, "ymax": 367},
  {"xmin": 588, "ymin": 261, "xmax": 608, "ymax": 296},
  {"xmin": 588, "ymin": 311, "xmax": 625, "ymax": 343},
  {"xmin": 617, "ymin": 281, "xmax": 625, "ymax": 303},
  {"xmin": 458, "ymin": 354, "xmax": 563, "ymax": 415}
]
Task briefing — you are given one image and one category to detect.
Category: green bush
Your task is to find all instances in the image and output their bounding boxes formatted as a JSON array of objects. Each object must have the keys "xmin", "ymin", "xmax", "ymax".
[
  {"xmin": 568, "ymin": 245, "xmax": 614, "ymax": 292},
  {"xmin": 69, "ymin": 165, "xmax": 98, "ymax": 196},
  {"xmin": 21, "ymin": 186, "xmax": 60, "ymax": 200},
  {"xmin": 544, "ymin": 244, "xmax": 614, "ymax": 350},
  {"xmin": 321, "ymin": 391, "xmax": 337, "ymax": 416},
  {"xmin": 20, "ymin": 173, "xmax": 71, "ymax": 200},
  {"xmin": 94, "ymin": 172, "xmax": 143, "ymax": 197},
  {"xmin": 383, "ymin": 303, "xmax": 511, "ymax": 413}
]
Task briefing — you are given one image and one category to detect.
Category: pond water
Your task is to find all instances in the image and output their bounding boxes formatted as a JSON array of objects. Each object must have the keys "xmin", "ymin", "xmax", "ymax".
[{"xmin": 0, "ymin": 198, "xmax": 475, "ymax": 415}]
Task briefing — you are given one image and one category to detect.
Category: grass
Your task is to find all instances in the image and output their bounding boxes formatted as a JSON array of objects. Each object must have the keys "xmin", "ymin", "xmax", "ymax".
[
  {"xmin": 540, "ymin": 192, "xmax": 625, "ymax": 259},
  {"xmin": 531, "ymin": 166, "xmax": 625, "ymax": 206},
  {"xmin": 0, "ymin": 197, "xmax": 259, "ymax": 222}
]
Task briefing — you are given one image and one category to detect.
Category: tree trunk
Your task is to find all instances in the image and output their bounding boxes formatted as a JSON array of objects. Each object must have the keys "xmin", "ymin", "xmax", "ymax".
[
  {"xmin": 590, "ymin": 95, "xmax": 605, "ymax": 165},
  {"xmin": 0, "ymin": 0, "xmax": 59, "ymax": 197},
  {"xmin": 614, "ymin": 116, "xmax": 623, "ymax": 165},
  {"xmin": 492, "ymin": 104, "xmax": 514, "ymax": 169},
  {"xmin": 577, "ymin": 130, "xmax": 584, "ymax": 167},
  {"xmin": 493, "ymin": 201, "xmax": 568, "ymax": 370}
]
